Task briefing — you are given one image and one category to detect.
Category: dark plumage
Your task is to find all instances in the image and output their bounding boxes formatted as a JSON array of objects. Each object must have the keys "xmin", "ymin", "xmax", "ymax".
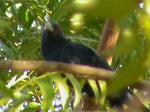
[
  {"xmin": 41, "ymin": 22, "xmax": 111, "ymax": 70},
  {"xmin": 41, "ymin": 22, "xmax": 128, "ymax": 107}
]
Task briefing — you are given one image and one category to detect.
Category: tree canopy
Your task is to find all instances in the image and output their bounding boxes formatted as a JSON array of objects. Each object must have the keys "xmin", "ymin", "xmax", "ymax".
[{"xmin": 0, "ymin": 0, "xmax": 150, "ymax": 111}]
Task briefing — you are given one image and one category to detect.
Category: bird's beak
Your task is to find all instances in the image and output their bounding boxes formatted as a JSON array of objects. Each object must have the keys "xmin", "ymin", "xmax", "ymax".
[{"xmin": 44, "ymin": 22, "xmax": 54, "ymax": 32}]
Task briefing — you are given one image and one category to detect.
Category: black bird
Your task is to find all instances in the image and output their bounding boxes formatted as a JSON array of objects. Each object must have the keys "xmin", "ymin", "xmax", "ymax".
[
  {"xmin": 41, "ymin": 22, "xmax": 111, "ymax": 70},
  {"xmin": 41, "ymin": 22, "xmax": 128, "ymax": 107}
]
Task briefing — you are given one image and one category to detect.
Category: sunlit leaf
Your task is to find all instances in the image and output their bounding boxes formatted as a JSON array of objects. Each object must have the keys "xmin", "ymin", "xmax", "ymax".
[
  {"xmin": 53, "ymin": 74, "xmax": 69, "ymax": 110},
  {"xmin": 27, "ymin": 102, "xmax": 40, "ymax": 109},
  {"xmin": 67, "ymin": 74, "xmax": 81, "ymax": 108},
  {"xmin": 10, "ymin": 92, "xmax": 31, "ymax": 112},
  {"xmin": 0, "ymin": 97, "xmax": 10, "ymax": 106},
  {"xmin": 88, "ymin": 79, "xmax": 99, "ymax": 101},
  {"xmin": 9, "ymin": 102, "xmax": 24, "ymax": 112},
  {"xmin": 99, "ymin": 80, "xmax": 107, "ymax": 104},
  {"xmin": 36, "ymin": 76, "xmax": 54, "ymax": 112},
  {"xmin": 61, "ymin": 0, "xmax": 138, "ymax": 19}
]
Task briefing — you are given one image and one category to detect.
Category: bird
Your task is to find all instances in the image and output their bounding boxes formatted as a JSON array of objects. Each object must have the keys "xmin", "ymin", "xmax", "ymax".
[
  {"xmin": 41, "ymin": 21, "xmax": 129, "ymax": 108},
  {"xmin": 41, "ymin": 22, "xmax": 111, "ymax": 70}
]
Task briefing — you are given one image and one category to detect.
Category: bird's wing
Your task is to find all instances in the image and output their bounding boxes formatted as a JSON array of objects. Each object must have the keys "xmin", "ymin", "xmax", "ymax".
[{"xmin": 60, "ymin": 42, "xmax": 112, "ymax": 70}]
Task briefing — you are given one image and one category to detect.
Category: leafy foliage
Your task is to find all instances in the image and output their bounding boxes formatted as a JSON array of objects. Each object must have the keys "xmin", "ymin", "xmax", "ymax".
[{"xmin": 0, "ymin": 0, "xmax": 150, "ymax": 111}]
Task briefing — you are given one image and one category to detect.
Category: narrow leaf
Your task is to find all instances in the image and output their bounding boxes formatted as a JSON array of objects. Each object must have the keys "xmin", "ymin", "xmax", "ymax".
[
  {"xmin": 88, "ymin": 79, "xmax": 99, "ymax": 101},
  {"xmin": 36, "ymin": 77, "xmax": 54, "ymax": 112},
  {"xmin": 53, "ymin": 75, "xmax": 69, "ymax": 110},
  {"xmin": 66, "ymin": 74, "xmax": 81, "ymax": 108}
]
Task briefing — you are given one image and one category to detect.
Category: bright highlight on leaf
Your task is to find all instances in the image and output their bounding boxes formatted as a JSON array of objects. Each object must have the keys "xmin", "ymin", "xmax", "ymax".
[
  {"xmin": 74, "ymin": 0, "xmax": 94, "ymax": 5},
  {"xmin": 73, "ymin": 0, "xmax": 138, "ymax": 18},
  {"xmin": 123, "ymin": 29, "xmax": 132, "ymax": 37},
  {"xmin": 67, "ymin": 74, "xmax": 82, "ymax": 108},
  {"xmin": 70, "ymin": 13, "xmax": 84, "ymax": 28},
  {"xmin": 145, "ymin": 0, "xmax": 150, "ymax": 15},
  {"xmin": 88, "ymin": 80, "xmax": 99, "ymax": 101},
  {"xmin": 53, "ymin": 75, "xmax": 69, "ymax": 109},
  {"xmin": 36, "ymin": 77, "xmax": 54, "ymax": 112}
]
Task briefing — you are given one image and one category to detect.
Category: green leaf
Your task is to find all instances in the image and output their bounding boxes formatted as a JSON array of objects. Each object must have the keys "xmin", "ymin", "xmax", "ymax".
[
  {"xmin": 36, "ymin": 77, "xmax": 54, "ymax": 112},
  {"xmin": 44, "ymin": 0, "xmax": 50, "ymax": 5},
  {"xmin": 98, "ymin": 80, "xmax": 107, "ymax": 104},
  {"xmin": 18, "ymin": 5, "xmax": 35, "ymax": 28},
  {"xmin": 88, "ymin": 79, "xmax": 99, "ymax": 101},
  {"xmin": 66, "ymin": 74, "xmax": 81, "ymax": 108},
  {"xmin": 23, "ymin": 102, "xmax": 40, "ymax": 112},
  {"xmin": 89, "ymin": 0, "xmax": 138, "ymax": 18},
  {"xmin": 0, "ymin": 80, "xmax": 13, "ymax": 98},
  {"xmin": 1, "ymin": 43, "xmax": 15, "ymax": 58},
  {"xmin": 0, "ymin": 97, "xmax": 10, "ymax": 106},
  {"xmin": 18, "ymin": 39, "xmax": 40, "ymax": 59},
  {"xmin": 9, "ymin": 102, "xmax": 24, "ymax": 112},
  {"xmin": 27, "ymin": 102, "xmax": 40, "ymax": 109},
  {"xmin": 9, "ymin": 92, "xmax": 30, "ymax": 112},
  {"xmin": 25, "ymin": 9, "xmax": 36, "ymax": 28},
  {"xmin": 107, "ymin": 57, "xmax": 146, "ymax": 95},
  {"xmin": 18, "ymin": 5, "xmax": 27, "ymax": 22},
  {"xmin": 62, "ymin": 0, "xmax": 138, "ymax": 19},
  {"xmin": 0, "ymin": 19, "xmax": 11, "ymax": 30},
  {"xmin": 53, "ymin": 75, "xmax": 69, "ymax": 110}
]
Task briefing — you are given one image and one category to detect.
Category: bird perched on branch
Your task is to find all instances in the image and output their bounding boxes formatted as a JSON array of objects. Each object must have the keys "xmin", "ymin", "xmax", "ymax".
[
  {"xmin": 41, "ymin": 22, "xmax": 111, "ymax": 70},
  {"xmin": 41, "ymin": 21, "xmax": 128, "ymax": 108}
]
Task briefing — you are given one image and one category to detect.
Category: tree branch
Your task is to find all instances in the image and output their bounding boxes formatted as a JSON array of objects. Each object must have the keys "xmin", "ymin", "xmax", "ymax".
[
  {"xmin": 0, "ymin": 60, "xmax": 114, "ymax": 80},
  {"xmin": 97, "ymin": 19, "xmax": 119, "ymax": 65}
]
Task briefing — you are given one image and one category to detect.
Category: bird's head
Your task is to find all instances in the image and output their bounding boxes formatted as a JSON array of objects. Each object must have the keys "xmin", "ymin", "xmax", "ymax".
[
  {"xmin": 43, "ymin": 22, "xmax": 64, "ymax": 40},
  {"xmin": 41, "ymin": 22, "xmax": 65, "ymax": 57}
]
